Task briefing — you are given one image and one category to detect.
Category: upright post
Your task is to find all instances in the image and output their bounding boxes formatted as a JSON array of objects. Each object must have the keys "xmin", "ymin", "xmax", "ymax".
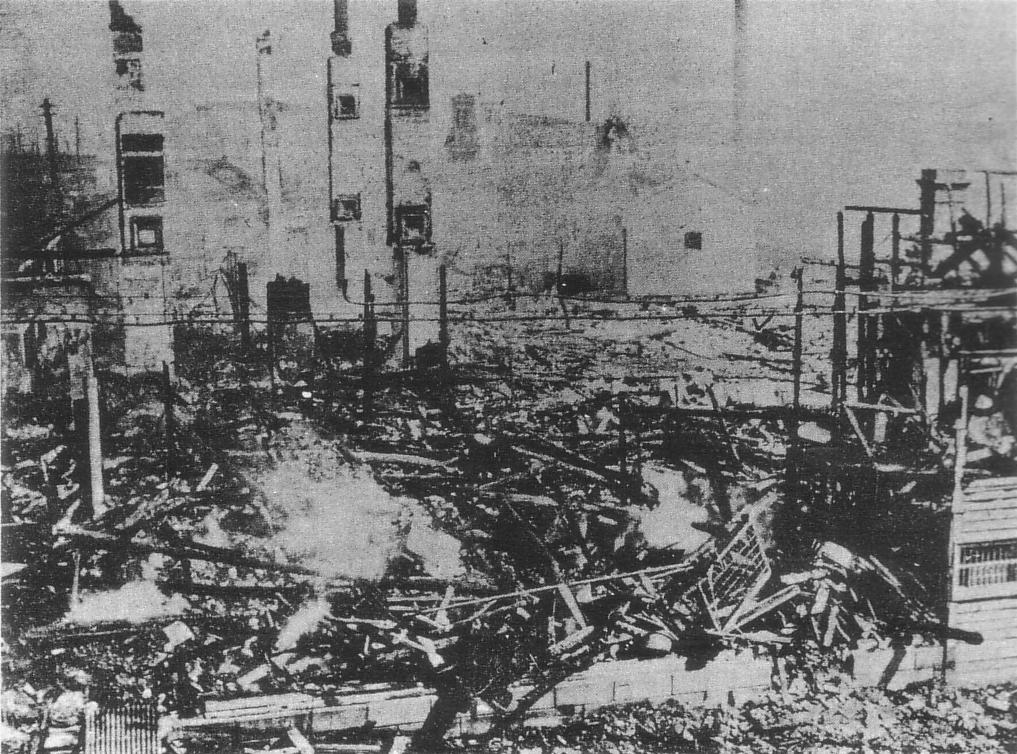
[
  {"xmin": 363, "ymin": 269, "xmax": 376, "ymax": 418},
  {"xmin": 621, "ymin": 226, "xmax": 628, "ymax": 295},
  {"xmin": 505, "ymin": 245, "xmax": 515, "ymax": 310},
  {"xmin": 557, "ymin": 238, "xmax": 570, "ymax": 329},
  {"xmin": 584, "ymin": 61, "xmax": 591, "ymax": 123},
  {"xmin": 791, "ymin": 266, "xmax": 804, "ymax": 432},
  {"xmin": 832, "ymin": 211, "xmax": 847, "ymax": 416},
  {"xmin": 401, "ymin": 249, "xmax": 411, "ymax": 367},
  {"xmin": 41, "ymin": 98, "xmax": 59, "ymax": 191},
  {"xmin": 237, "ymin": 262, "xmax": 252, "ymax": 352},
  {"xmin": 943, "ymin": 383, "xmax": 969, "ymax": 681},
  {"xmin": 917, "ymin": 168, "xmax": 937, "ymax": 272},
  {"xmin": 85, "ymin": 344, "xmax": 105, "ymax": 518},
  {"xmin": 438, "ymin": 263, "xmax": 449, "ymax": 360},
  {"xmin": 162, "ymin": 361, "xmax": 175, "ymax": 481},
  {"xmin": 74, "ymin": 116, "xmax": 81, "ymax": 160},
  {"xmin": 858, "ymin": 212, "xmax": 876, "ymax": 402},
  {"xmin": 68, "ymin": 347, "xmax": 92, "ymax": 509},
  {"xmin": 890, "ymin": 213, "xmax": 901, "ymax": 293}
]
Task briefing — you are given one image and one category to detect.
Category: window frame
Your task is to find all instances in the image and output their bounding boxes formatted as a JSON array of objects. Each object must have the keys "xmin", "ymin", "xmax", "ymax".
[{"xmin": 129, "ymin": 215, "xmax": 164, "ymax": 253}]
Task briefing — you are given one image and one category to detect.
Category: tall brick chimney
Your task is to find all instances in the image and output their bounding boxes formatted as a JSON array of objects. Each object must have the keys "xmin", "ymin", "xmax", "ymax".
[
  {"xmin": 331, "ymin": 0, "xmax": 351, "ymax": 57},
  {"xmin": 109, "ymin": 0, "xmax": 143, "ymax": 93},
  {"xmin": 397, "ymin": 0, "xmax": 416, "ymax": 28}
]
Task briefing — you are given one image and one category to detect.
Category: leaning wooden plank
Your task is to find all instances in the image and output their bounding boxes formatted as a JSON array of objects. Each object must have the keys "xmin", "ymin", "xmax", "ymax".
[
  {"xmin": 205, "ymin": 694, "xmax": 316, "ymax": 716},
  {"xmin": 725, "ymin": 584, "xmax": 802, "ymax": 631},
  {"xmin": 287, "ymin": 726, "xmax": 315, "ymax": 754},
  {"xmin": 557, "ymin": 584, "xmax": 588, "ymax": 629},
  {"xmin": 352, "ymin": 451, "xmax": 453, "ymax": 470}
]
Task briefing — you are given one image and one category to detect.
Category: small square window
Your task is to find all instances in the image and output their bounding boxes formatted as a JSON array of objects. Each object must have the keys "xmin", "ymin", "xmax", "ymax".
[
  {"xmin": 332, "ymin": 194, "xmax": 362, "ymax": 222},
  {"xmin": 130, "ymin": 216, "xmax": 163, "ymax": 252},
  {"xmin": 395, "ymin": 204, "xmax": 430, "ymax": 245},
  {"xmin": 391, "ymin": 62, "xmax": 429, "ymax": 110},
  {"xmin": 122, "ymin": 154, "xmax": 164, "ymax": 205},
  {"xmin": 683, "ymin": 231, "xmax": 702, "ymax": 250},
  {"xmin": 333, "ymin": 93, "xmax": 359, "ymax": 120}
]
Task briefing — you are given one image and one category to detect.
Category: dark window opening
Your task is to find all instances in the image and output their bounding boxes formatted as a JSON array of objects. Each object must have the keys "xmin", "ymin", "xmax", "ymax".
[
  {"xmin": 683, "ymin": 231, "xmax": 703, "ymax": 250},
  {"xmin": 395, "ymin": 204, "xmax": 430, "ymax": 245},
  {"xmin": 114, "ymin": 57, "xmax": 144, "ymax": 91},
  {"xmin": 334, "ymin": 93, "xmax": 359, "ymax": 120},
  {"xmin": 392, "ymin": 62, "xmax": 429, "ymax": 109},
  {"xmin": 112, "ymin": 33, "xmax": 142, "ymax": 55},
  {"xmin": 332, "ymin": 194, "xmax": 362, "ymax": 222},
  {"xmin": 121, "ymin": 134, "xmax": 163, "ymax": 152},
  {"xmin": 123, "ymin": 155, "xmax": 165, "ymax": 205},
  {"xmin": 130, "ymin": 216, "xmax": 163, "ymax": 252}
]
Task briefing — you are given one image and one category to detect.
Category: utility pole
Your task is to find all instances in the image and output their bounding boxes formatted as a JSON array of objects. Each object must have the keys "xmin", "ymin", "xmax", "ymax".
[
  {"xmin": 400, "ymin": 249, "xmax": 411, "ymax": 367},
  {"xmin": 890, "ymin": 213, "xmax": 901, "ymax": 293},
  {"xmin": 237, "ymin": 262, "xmax": 252, "ymax": 352},
  {"xmin": 832, "ymin": 211, "xmax": 847, "ymax": 416},
  {"xmin": 438, "ymin": 263, "xmax": 449, "ymax": 360},
  {"xmin": 85, "ymin": 347, "xmax": 105, "ymax": 518},
  {"xmin": 162, "ymin": 361, "xmax": 176, "ymax": 482},
  {"xmin": 69, "ymin": 341, "xmax": 106, "ymax": 519},
  {"xmin": 791, "ymin": 266, "xmax": 804, "ymax": 434},
  {"xmin": 505, "ymin": 245, "xmax": 515, "ymax": 310},
  {"xmin": 584, "ymin": 61, "xmax": 591, "ymax": 123},
  {"xmin": 858, "ymin": 211, "xmax": 876, "ymax": 402},
  {"xmin": 41, "ymin": 98, "xmax": 60, "ymax": 191},
  {"xmin": 917, "ymin": 168, "xmax": 937, "ymax": 272},
  {"xmin": 363, "ymin": 269, "xmax": 376, "ymax": 418},
  {"xmin": 557, "ymin": 239, "xmax": 570, "ymax": 329},
  {"xmin": 621, "ymin": 226, "xmax": 628, "ymax": 295}
]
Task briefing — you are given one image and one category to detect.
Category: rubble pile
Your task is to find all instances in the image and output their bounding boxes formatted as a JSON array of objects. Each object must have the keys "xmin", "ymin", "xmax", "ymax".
[
  {"xmin": 478, "ymin": 681, "xmax": 1017, "ymax": 754},
  {"xmin": 0, "ymin": 305, "xmax": 999, "ymax": 752}
]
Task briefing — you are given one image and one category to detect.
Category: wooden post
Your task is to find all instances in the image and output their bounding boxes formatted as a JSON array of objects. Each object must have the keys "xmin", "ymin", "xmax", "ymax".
[
  {"xmin": 890, "ymin": 213, "xmax": 900, "ymax": 293},
  {"xmin": 74, "ymin": 116, "xmax": 81, "ymax": 160},
  {"xmin": 791, "ymin": 266, "xmax": 804, "ymax": 433},
  {"xmin": 621, "ymin": 226, "xmax": 628, "ymax": 295},
  {"xmin": 858, "ymin": 211, "xmax": 875, "ymax": 402},
  {"xmin": 438, "ymin": 263, "xmax": 449, "ymax": 360},
  {"xmin": 505, "ymin": 245, "xmax": 515, "ymax": 310},
  {"xmin": 401, "ymin": 248, "xmax": 411, "ymax": 367},
  {"xmin": 85, "ymin": 345, "xmax": 105, "ymax": 518},
  {"xmin": 585, "ymin": 61, "xmax": 591, "ymax": 123},
  {"xmin": 162, "ymin": 361, "xmax": 175, "ymax": 482},
  {"xmin": 943, "ymin": 384, "xmax": 969, "ymax": 682},
  {"xmin": 237, "ymin": 262, "xmax": 252, "ymax": 352},
  {"xmin": 832, "ymin": 211, "xmax": 847, "ymax": 416},
  {"xmin": 618, "ymin": 396, "xmax": 627, "ymax": 496},
  {"xmin": 41, "ymin": 98, "xmax": 59, "ymax": 191},
  {"xmin": 363, "ymin": 269, "xmax": 376, "ymax": 418},
  {"xmin": 985, "ymin": 171, "xmax": 992, "ymax": 228},
  {"xmin": 557, "ymin": 239, "xmax": 570, "ymax": 329},
  {"xmin": 917, "ymin": 168, "xmax": 937, "ymax": 272},
  {"xmin": 68, "ymin": 347, "xmax": 93, "ymax": 510}
]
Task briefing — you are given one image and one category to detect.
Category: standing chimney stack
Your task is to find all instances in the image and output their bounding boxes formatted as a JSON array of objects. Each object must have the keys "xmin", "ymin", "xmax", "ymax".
[
  {"xmin": 397, "ymin": 0, "xmax": 416, "ymax": 27},
  {"xmin": 331, "ymin": 0, "xmax": 351, "ymax": 56}
]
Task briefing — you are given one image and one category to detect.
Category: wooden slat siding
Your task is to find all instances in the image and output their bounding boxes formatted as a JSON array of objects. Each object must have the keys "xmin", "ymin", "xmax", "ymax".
[
  {"xmin": 955, "ymin": 477, "xmax": 1017, "ymax": 506},
  {"xmin": 84, "ymin": 703, "xmax": 159, "ymax": 754},
  {"xmin": 953, "ymin": 506, "xmax": 1017, "ymax": 522},
  {"xmin": 952, "ymin": 596, "xmax": 1017, "ymax": 615},
  {"xmin": 947, "ymin": 477, "xmax": 1017, "ymax": 679}
]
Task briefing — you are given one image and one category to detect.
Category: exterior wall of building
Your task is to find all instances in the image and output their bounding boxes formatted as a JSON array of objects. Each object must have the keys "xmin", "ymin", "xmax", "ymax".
[
  {"xmin": 625, "ymin": 180, "xmax": 760, "ymax": 296},
  {"xmin": 4, "ymin": 0, "xmax": 766, "ymax": 375}
]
